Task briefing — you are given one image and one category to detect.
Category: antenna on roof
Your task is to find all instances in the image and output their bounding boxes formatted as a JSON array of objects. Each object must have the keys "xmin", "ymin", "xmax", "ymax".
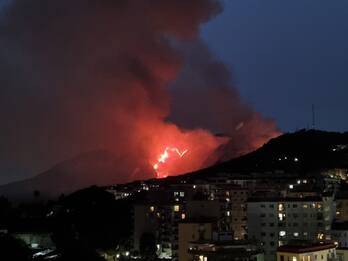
[{"xmin": 311, "ymin": 104, "xmax": 316, "ymax": 129}]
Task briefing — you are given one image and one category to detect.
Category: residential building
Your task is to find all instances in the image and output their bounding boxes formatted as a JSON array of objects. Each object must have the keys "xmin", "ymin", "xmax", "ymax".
[
  {"xmin": 331, "ymin": 222, "xmax": 348, "ymax": 248},
  {"xmin": 188, "ymin": 240, "xmax": 264, "ymax": 261},
  {"xmin": 277, "ymin": 241, "xmax": 337, "ymax": 261},
  {"xmin": 247, "ymin": 195, "xmax": 335, "ymax": 261},
  {"xmin": 178, "ymin": 218, "xmax": 216, "ymax": 261}
]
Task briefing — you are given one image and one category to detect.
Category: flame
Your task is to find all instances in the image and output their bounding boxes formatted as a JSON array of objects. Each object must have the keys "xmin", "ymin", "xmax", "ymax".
[{"xmin": 153, "ymin": 147, "xmax": 188, "ymax": 178}]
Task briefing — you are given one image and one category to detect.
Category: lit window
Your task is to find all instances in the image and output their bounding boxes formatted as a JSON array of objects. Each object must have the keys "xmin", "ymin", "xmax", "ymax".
[
  {"xmin": 226, "ymin": 211, "xmax": 231, "ymax": 216},
  {"xmin": 279, "ymin": 213, "xmax": 285, "ymax": 221},
  {"xmin": 180, "ymin": 192, "xmax": 185, "ymax": 197},
  {"xmin": 150, "ymin": 206, "xmax": 155, "ymax": 212},
  {"xmin": 303, "ymin": 204, "xmax": 308, "ymax": 208},
  {"xmin": 278, "ymin": 203, "xmax": 284, "ymax": 211},
  {"xmin": 174, "ymin": 205, "xmax": 180, "ymax": 212},
  {"xmin": 279, "ymin": 231, "xmax": 286, "ymax": 237},
  {"xmin": 289, "ymin": 184, "xmax": 294, "ymax": 189},
  {"xmin": 292, "ymin": 257, "xmax": 297, "ymax": 261},
  {"xmin": 193, "ymin": 185, "xmax": 196, "ymax": 189},
  {"xmin": 297, "ymin": 180, "xmax": 301, "ymax": 184},
  {"xmin": 181, "ymin": 213, "xmax": 186, "ymax": 219},
  {"xmin": 294, "ymin": 232, "xmax": 299, "ymax": 237}
]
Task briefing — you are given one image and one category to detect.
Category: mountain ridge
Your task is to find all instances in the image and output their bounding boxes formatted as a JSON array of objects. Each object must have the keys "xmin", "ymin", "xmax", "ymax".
[{"xmin": 1, "ymin": 129, "xmax": 347, "ymax": 201}]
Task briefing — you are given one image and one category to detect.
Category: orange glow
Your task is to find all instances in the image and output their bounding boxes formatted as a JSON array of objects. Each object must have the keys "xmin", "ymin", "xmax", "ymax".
[{"xmin": 153, "ymin": 147, "xmax": 189, "ymax": 178}]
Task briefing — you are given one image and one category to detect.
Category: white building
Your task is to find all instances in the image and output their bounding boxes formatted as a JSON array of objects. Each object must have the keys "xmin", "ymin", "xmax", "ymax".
[{"xmin": 247, "ymin": 195, "xmax": 335, "ymax": 261}]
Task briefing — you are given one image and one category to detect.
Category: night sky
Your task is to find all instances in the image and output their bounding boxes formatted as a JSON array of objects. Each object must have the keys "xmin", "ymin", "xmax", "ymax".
[
  {"xmin": 202, "ymin": 0, "xmax": 348, "ymax": 132},
  {"xmin": 0, "ymin": 0, "xmax": 347, "ymax": 185}
]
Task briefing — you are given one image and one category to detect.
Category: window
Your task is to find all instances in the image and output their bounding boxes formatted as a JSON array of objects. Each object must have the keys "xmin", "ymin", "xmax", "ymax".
[
  {"xmin": 174, "ymin": 205, "xmax": 180, "ymax": 212},
  {"xmin": 279, "ymin": 213, "xmax": 285, "ymax": 221},
  {"xmin": 280, "ymin": 255, "xmax": 284, "ymax": 261},
  {"xmin": 293, "ymin": 204, "xmax": 298, "ymax": 208},
  {"xmin": 278, "ymin": 203, "xmax": 284, "ymax": 211},
  {"xmin": 279, "ymin": 231, "xmax": 286, "ymax": 237},
  {"xmin": 292, "ymin": 257, "xmax": 297, "ymax": 261},
  {"xmin": 150, "ymin": 206, "xmax": 155, "ymax": 212},
  {"xmin": 294, "ymin": 232, "xmax": 299, "ymax": 237},
  {"xmin": 181, "ymin": 213, "xmax": 186, "ymax": 219},
  {"xmin": 180, "ymin": 192, "xmax": 185, "ymax": 197},
  {"xmin": 261, "ymin": 204, "xmax": 266, "ymax": 208}
]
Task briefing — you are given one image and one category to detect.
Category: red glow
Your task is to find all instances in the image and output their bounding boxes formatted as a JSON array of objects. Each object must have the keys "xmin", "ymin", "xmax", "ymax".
[{"xmin": 153, "ymin": 147, "xmax": 188, "ymax": 178}]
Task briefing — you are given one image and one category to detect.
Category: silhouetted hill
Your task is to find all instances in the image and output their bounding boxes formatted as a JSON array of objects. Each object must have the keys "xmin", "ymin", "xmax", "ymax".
[
  {"xmin": 0, "ymin": 150, "xmax": 147, "ymax": 201},
  {"xmin": 186, "ymin": 129, "xmax": 348, "ymax": 178}
]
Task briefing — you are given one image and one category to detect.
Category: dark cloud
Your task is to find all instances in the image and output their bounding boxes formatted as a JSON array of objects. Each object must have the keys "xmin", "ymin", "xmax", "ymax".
[{"xmin": 0, "ymin": 0, "xmax": 278, "ymax": 186}]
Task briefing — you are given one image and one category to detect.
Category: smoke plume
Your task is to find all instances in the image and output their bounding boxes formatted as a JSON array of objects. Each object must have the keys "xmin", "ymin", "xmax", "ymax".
[{"xmin": 0, "ymin": 0, "xmax": 279, "ymax": 186}]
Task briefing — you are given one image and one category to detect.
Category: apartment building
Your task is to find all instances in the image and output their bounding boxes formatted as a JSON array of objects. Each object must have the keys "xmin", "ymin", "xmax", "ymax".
[{"xmin": 247, "ymin": 195, "xmax": 335, "ymax": 261}]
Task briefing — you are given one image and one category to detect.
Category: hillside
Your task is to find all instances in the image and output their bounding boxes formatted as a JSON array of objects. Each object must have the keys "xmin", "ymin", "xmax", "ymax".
[
  {"xmin": 186, "ymin": 129, "xmax": 348, "ymax": 178},
  {"xmin": 1, "ymin": 129, "xmax": 348, "ymax": 201},
  {"xmin": 0, "ymin": 150, "xmax": 145, "ymax": 200}
]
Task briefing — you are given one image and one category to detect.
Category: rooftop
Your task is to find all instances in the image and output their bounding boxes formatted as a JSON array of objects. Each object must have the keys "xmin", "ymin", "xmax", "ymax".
[{"xmin": 278, "ymin": 242, "xmax": 336, "ymax": 254}]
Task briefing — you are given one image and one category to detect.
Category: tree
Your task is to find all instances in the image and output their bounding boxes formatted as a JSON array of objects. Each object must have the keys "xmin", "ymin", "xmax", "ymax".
[{"xmin": 0, "ymin": 234, "xmax": 31, "ymax": 261}]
